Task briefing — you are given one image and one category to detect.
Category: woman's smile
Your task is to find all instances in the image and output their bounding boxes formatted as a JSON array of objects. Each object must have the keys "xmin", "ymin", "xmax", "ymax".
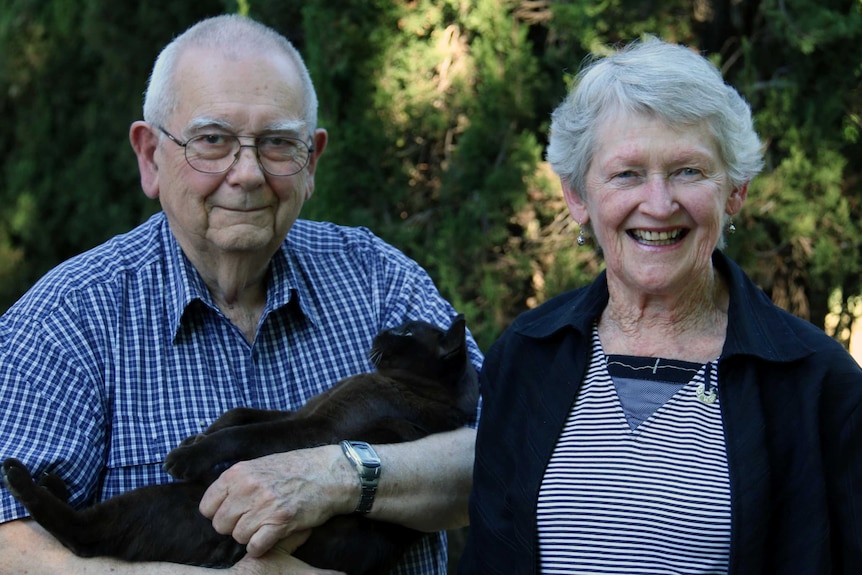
[{"xmin": 627, "ymin": 228, "xmax": 689, "ymax": 246}]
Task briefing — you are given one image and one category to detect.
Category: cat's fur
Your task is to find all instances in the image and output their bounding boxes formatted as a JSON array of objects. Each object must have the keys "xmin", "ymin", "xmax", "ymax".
[{"xmin": 2, "ymin": 315, "xmax": 477, "ymax": 574}]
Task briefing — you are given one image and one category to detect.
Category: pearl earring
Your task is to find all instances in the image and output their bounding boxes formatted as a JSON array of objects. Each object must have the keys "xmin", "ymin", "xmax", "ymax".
[{"xmin": 727, "ymin": 218, "xmax": 737, "ymax": 234}]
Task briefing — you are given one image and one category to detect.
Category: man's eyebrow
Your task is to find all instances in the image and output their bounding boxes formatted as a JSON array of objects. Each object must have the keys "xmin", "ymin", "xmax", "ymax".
[
  {"xmin": 261, "ymin": 120, "xmax": 308, "ymax": 134},
  {"xmin": 184, "ymin": 117, "xmax": 234, "ymax": 133}
]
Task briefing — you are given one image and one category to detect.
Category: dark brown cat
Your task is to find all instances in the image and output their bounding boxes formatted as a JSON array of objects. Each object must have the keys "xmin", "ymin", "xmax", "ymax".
[{"xmin": 2, "ymin": 315, "xmax": 477, "ymax": 574}]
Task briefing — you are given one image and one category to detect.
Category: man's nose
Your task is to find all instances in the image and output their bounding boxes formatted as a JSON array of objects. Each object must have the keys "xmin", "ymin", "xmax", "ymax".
[{"xmin": 229, "ymin": 145, "xmax": 266, "ymax": 178}]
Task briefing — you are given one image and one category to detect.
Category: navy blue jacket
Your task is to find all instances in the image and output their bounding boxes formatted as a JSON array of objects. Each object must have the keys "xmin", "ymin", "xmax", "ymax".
[{"xmin": 460, "ymin": 252, "xmax": 862, "ymax": 574}]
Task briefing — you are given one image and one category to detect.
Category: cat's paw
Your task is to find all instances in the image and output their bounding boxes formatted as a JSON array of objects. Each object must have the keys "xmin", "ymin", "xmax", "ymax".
[
  {"xmin": 37, "ymin": 472, "xmax": 71, "ymax": 502},
  {"xmin": 2, "ymin": 458, "xmax": 37, "ymax": 501},
  {"xmin": 178, "ymin": 433, "xmax": 206, "ymax": 448},
  {"xmin": 163, "ymin": 443, "xmax": 212, "ymax": 481}
]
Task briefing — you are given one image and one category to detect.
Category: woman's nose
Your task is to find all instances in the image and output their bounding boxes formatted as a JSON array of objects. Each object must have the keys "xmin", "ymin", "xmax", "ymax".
[{"xmin": 641, "ymin": 175, "xmax": 679, "ymax": 216}]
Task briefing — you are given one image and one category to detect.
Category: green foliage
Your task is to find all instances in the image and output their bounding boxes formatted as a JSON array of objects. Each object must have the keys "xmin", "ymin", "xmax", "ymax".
[
  {"xmin": 725, "ymin": 0, "xmax": 862, "ymax": 337},
  {"xmin": 550, "ymin": 0, "xmax": 695, "ymax": 51},
  {"xmin": 296, "ymin": 0, "xmax": 403, "ymax": 226}
]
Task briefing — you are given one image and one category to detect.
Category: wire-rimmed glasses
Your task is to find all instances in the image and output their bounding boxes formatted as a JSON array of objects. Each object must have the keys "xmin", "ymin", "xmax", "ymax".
[{"xmin": 157, "ymin": 126, "xmax": 314, "ymax": 177}]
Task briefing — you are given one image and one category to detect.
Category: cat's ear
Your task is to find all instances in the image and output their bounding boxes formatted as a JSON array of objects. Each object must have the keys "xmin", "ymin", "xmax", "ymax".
[{"xmin": 442, "ymin": 315, "xmax": 466, "ymax": 355}]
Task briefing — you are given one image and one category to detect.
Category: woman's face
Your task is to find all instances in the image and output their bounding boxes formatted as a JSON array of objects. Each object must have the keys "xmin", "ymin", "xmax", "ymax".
[{"xmin": 564, "ymin": 112, "xmax": 747, "ymax": 297}]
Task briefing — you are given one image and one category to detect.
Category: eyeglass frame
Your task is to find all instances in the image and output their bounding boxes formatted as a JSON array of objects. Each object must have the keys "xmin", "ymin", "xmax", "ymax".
[{"xmin": 156, "ymin": 125, "xmax": 315, "ymax": 177}]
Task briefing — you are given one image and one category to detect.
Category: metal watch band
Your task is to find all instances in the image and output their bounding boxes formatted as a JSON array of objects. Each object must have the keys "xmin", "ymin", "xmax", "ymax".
[
  {"xmin": 355, "ymin": 481, "xmax": 377, "ymax": 514},
  {"xmin": 340, "ymin": 440, "xmax": 381, "ymax": 514}
]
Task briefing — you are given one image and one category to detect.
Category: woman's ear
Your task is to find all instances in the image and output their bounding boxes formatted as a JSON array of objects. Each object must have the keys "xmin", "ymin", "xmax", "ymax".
[
  {"xmin": 725, "ymin": 182, "xmax": 749, "ymax": 216},
  {"xmin": 129, "ymin": 121, "xmax": 161, "ymax": 199},
  {"xmin": 562, "ymin": 178, "xmax": 589, "ymax": 226}
]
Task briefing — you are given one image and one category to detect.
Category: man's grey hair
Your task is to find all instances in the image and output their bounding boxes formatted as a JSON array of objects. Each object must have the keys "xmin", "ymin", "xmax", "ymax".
[{"xmin": 142, "ymin": 14, "xmax": 318, "ymax": 134}]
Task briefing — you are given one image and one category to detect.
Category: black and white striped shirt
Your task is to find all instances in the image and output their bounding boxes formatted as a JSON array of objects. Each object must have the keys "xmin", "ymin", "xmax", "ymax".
[{"xmin": 537, "ymin": 326, "xmax": 731, "ymax": 573}]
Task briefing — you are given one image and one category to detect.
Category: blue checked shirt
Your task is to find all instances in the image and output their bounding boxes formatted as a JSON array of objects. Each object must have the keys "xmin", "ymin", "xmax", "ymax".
[{"xmin": 0, "ymin": 212, "xmax": 482, "ymax": 574}]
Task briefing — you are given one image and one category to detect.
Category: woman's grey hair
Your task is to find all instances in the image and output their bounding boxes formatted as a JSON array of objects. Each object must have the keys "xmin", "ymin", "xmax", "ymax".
[
  {"xmin": 546, "ymin": 37, "xmax": 763, "ymax": 198},
  {"xmin": 143, "ymin": 14, "xmax": 318, "ymax": 134}
]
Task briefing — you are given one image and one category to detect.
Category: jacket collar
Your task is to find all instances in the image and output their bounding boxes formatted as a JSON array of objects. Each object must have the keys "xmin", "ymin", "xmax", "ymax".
[
  {"xmin": 716, "ymin": 251, "xmax": 814, "ymax": 362},
  {"xmin": 514, "ymin": 251, "xmax": 814, "ymax": 363},
  {"xmin": 512, "ymin": 271, "xmax": 607, "ymax": 340}
]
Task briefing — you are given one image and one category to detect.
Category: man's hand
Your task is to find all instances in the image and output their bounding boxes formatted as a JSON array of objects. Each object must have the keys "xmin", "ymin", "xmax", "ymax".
[{"xmin": 200, "ymin": 445, "xmax": 356, "ymax": 558}]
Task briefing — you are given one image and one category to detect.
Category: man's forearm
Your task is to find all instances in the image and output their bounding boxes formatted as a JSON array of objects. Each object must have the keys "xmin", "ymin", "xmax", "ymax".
[
  {"xmin": 367, "ymin": 427, "xmax": 476, "ymax": 532},
  {"xmin": 0, "ymin": 519, "xmax": 343, "ymax": 575},
  {"xmin": 0, "ymin": 519, "xmax": 214, "ymax": 575}
]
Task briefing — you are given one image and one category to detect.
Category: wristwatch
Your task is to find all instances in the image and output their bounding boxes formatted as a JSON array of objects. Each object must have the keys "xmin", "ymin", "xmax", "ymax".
[{"xmin": 340, "ymin": 440, "xmax": 381, "ymax": 514}]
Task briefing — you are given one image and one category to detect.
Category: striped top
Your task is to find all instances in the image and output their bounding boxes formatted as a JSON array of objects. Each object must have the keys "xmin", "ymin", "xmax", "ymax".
[{"xmin": 536, "ymin": 326, "xmax": 731, "ymax": 573}]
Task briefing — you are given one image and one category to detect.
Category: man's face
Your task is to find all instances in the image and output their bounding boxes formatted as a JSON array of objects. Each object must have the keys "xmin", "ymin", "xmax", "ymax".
[{"xmin": 150, "ymin": 47, "xmax": 318, "ymax": 263}]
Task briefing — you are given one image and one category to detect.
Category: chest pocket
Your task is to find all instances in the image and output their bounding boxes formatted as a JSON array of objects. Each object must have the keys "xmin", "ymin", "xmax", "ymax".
[{"xmin": 101, "ymin": 409, "xmax": 215, "ymax": 500}]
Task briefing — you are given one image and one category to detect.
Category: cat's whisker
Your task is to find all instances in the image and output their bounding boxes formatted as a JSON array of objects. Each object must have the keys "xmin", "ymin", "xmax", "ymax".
[{"xmin": 368, "ymin": 349, "xmax": 382, "ymax": 366}]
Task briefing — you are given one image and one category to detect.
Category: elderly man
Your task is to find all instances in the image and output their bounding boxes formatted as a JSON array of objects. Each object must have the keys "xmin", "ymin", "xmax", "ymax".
[{"xmin": 0, "ymin": 14, "xmax": 480, "ymax": 575}]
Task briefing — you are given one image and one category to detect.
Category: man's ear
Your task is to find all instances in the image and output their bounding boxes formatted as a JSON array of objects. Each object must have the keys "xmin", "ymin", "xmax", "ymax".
[
  {"xmin": 129, "ymin": 121, "xmax": 161, "ymax": 199},
  {"xmin": 726, "ymin": 182, "xmax": 749, "ymax": 216},
  {"xmin": 561, "ymin": 178, "xmax": 589, "ymax": 226},
  {"xmin": 302, "ymin": 128, "xmax": 328, "ymax": 201}
]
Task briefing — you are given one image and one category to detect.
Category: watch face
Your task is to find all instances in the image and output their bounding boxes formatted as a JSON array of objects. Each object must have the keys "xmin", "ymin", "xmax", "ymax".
[{"xmin": 351, "ymin": 443, "xmax": 381, "ymax": 467}]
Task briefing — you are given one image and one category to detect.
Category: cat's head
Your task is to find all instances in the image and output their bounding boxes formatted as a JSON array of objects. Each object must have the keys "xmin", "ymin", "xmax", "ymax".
[{"xmin": 369, "ymin": 315, "xmax": 468, "ymax": 380}]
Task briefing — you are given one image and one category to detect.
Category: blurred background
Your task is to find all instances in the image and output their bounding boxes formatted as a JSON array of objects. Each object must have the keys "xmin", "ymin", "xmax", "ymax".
[{"xmin": 1, "ymin": 0, "xmax": 861, "ymax": 360}]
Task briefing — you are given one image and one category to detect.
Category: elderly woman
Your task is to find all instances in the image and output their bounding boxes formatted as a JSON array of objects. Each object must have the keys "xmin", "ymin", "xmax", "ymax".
[{"xmin": 459, "ymin": 38, "xmax": 862, "ymax": 574}]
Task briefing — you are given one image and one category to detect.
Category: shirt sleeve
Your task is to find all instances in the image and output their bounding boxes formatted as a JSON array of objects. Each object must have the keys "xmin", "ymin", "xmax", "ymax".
[
  {"xmin": 0, "ymin": 306, "xmax": 108, "ymax": 524},
  {"xmin": 356, "ymin": 229, "xmax": 484, "ymax": 424},
  {"xmin": 366, "ymin": 232, "xmax": 481, "ymax": 356}
]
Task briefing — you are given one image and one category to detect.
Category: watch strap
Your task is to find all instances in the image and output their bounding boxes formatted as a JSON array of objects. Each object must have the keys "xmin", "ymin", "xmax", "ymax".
[
  {"xmin": 355, "ymin": 479, "xmax": 377, "ymax": 514},
  {"xmin": 340, "ymin": 440, "xmax": 381, "ymax": 514}
]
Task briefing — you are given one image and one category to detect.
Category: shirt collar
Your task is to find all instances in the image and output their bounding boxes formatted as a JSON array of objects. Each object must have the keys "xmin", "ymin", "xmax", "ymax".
[
  {"xmin": 513, "ymin": 250, "xmax": 814, "ymax": 363},
  {"xmin": 162, "ymin": 218, "xmax": 206, "ymax": 340},
  {"xmin": 161, "ymin": 217, "xmax": 320, "ymax": 341},
  {"xmin": 264, "ymin": 241, "xmax": 322, "ymax": 327}
]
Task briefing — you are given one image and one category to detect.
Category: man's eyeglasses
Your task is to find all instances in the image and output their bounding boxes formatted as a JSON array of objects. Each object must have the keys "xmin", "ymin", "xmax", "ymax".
[{"xmin": 157, "ymin": 126, "xmax": 314, "ymax": 177}]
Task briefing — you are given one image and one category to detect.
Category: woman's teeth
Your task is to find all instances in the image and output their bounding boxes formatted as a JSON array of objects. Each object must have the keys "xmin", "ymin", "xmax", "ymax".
[{"xmin": 630, "ymin": 229, "xmax": 684, "ymax": 245}]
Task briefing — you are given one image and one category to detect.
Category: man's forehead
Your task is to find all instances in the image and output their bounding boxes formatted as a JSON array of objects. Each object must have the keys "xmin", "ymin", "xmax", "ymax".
[
  {"xmin": 174, "ymin": 44, "xmax": 299, "ymax": 80},
  {"xmin": 170, "ymin": 48, "xmax": 306, "ymax": 130}
]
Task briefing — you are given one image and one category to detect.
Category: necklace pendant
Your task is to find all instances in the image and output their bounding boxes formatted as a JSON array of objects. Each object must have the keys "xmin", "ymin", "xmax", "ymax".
[{"xmin": 696, "ymin": 383, "xmax": 717, "ymax": 404}]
